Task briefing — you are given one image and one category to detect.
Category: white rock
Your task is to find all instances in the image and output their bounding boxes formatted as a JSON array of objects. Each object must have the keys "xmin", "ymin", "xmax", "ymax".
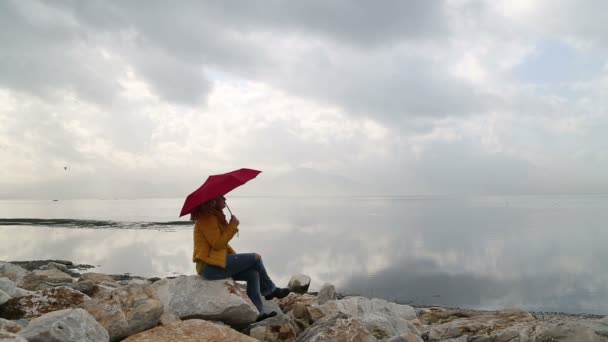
[
  {"xmin": 0, "ymin": 278, "xmax": 32, "ymax": 298},
  {"xmin": 249, "ymin": 313, "xmax": 298, "ymax": 341},
  {"xmin": 46, "ymin": 262, "xmax": 69, "ymax": 273},
  {"xmin": 288, "ymin": 274, "xmax": 311, "ymax": 294},
  {"xmin": 320, "ymin": 297, "xmax": 418, "ymax": 339},
  {"xmin": 152, "ymin": 275, "xmax": 258, "ymax": 326},
  {"xmin": 17, "ymin": 308, "xmax": 109, "ymax": 342},
  {"xmin": 80, "ymin": 284, "xmax": 163, "ymax": 341},
  {"xmin": 0, "ymin": 331, "xmax": 28, "ymax": 342},
  {"xmin": 0, "ymin": 262, "xmax": 28, "ymax": 284},
  {"xmin": 317, "ymin": 283, "xmax": 336, "ymax": 305},
  {"xmin": 0, "ymin": 318, "xmax": 23, "ymax": 334},
  {"xmin": 0, "ymin": 290, "xmax": 10, "ymax": 306},
  {"xmin": 262, "ymin": 297, "xmax": 283, "ymax": 315}
]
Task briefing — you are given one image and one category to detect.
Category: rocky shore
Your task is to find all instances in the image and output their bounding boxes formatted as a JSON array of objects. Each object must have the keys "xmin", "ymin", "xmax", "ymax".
[{"xmin": 1, "ymin": 260, "xmax": 607, "ymax": 341}]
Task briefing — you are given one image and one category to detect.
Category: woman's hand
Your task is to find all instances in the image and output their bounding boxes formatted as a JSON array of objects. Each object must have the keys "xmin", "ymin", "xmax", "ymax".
[{"xmin": 230, "ymin": 215, "xmax": 240, "ymax": 226}]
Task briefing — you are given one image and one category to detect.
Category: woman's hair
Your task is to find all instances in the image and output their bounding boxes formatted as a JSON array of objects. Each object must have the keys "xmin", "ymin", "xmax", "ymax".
[{"xmin": 190, "ymin": 197, "xmax": 219, "ymax": 221}]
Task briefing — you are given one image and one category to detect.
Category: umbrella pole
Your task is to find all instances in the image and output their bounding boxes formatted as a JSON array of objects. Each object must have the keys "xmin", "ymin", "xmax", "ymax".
[{"xmin": 225, "ymin": 203, "xmax": 233, "ymax": 216}]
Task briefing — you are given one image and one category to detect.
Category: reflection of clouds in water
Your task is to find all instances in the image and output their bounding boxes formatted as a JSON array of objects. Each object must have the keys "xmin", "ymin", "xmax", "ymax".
[
  {"xmin": 0, "ymin": 226, "xmax": 195, "ymax": 277},
  {"xmin": 2, "ymin": 197, "xmax": 608, "ymax": 314}
]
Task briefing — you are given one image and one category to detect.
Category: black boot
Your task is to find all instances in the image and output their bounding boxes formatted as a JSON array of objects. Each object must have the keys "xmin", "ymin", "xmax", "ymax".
[
  {"xmin": 256, "ymin": 311, "xmax": 277, "ymax": 322},
  {"xmin": 264, "ymin": 287, "xmax": 291, "ymax": 300}
]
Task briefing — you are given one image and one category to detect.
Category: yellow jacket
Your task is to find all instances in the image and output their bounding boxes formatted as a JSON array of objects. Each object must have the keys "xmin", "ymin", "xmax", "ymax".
[{"xmin": 193, "ymin": 210, "xmax": 238, "ymax": 274}]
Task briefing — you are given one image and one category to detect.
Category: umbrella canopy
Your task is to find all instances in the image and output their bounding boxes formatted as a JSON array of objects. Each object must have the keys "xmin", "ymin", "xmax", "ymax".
[{"xmin": 179, "ymin": 168, "xmax": 261, "ymax": 217}]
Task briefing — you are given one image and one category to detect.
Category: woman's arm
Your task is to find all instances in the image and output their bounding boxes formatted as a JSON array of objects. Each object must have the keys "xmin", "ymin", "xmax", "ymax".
[{"xmin": 200, "ymin": 215, "xmax": 239, "ymax": 250}]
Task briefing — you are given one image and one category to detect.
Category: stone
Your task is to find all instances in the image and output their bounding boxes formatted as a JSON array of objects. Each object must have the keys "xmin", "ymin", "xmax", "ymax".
[
  {"xmin": 262, "ymin": 297, "xmax": 283, "ymax": 315},
  {"xmin": 0, "ymin": 318, "xmax": 22, "ymax": 334},
  {"xmin": 79, "ymin": 273, "xmax": 116, "ymax": 284},
  {"xmin": 67, "ymin": 280, "xmax": 95, "ymax": 296},
  {"xmin": 387, "ymin": 333, "xmax": 423, "ymax": 342},
  {"xmin": 276, "ymin": 293, "xmax": 318, "ymax": 314},
  {"xmin": 0, "ymin": 263, "xmax": 27, "ymax": 284},
  {"xmin": 538, "ymin": 323, "xmax": 603, "ymax": 342},
  {"xmin": 80, "ymin": 284, "xmax": 162, "ymax": 341},
  {"xmin": 288, "ymin": 274, "xmax": 311, "ymax": 294},
  {"xmin": 128, "ymin": 279, "xmax": 150, "ymax": 286},
  {"xmin": 317, "ymin": 283, "xmax": 336, "ymax": 305},
  {"xmin": 0, "ymin": 331, "xmax": 27, "ymax": 341},
  {"xmin": 90, "ymin": 283, "xmax": 120, "ymax": 299},
  {"xmin": 158, "ymin": 310, "xmax": 181, "ymax": 326},
  {"xmin": 0, "ymin": 286, "xmax": 90, "ymax": 320},
  {"xmin": 248, "ymin": 313, "xmax": 299, "ymax": 342},
  {"xmin": 17, "ymin": 308, "xmax": 109, "ymax": 342},
  {"xmin": 18, "ymin": 270, "xmax": 74, "ymax": 291},
  {"xmin": 0, "ymin": 292, "xmax": 9, "ymax": 307},
  {"xmin": 123, "ymin": 319, "xmax": 258, "ymax": 341},
  {"xmin": 152, "ymin": 275, "xmax": 257, "ymax": 326},
  {"xmin": 422, "ymin": 308, "xmax": 535, "ymax": 341},
  {"xmin": 320, "ymin": 296, "xmax": 418, "ymax": 339},
  {"xmin": 296, "ymin": 312, "xmax": 377, "ymax": 342},
  {"xmin": 46, "ymin": 262, "xmax": 69, "ymax": 273},
  {"xmin": 0, "ymin": 279, "xmax": 31, "ymax": 298}
]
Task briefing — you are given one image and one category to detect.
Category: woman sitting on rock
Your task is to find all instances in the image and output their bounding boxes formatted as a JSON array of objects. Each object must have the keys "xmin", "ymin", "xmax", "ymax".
[{"xmin": 191, "ymin": 195, "xmax": 291, "ymax": 322}]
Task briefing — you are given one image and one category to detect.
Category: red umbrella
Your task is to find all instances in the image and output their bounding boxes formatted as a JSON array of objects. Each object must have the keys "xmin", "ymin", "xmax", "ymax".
[{"xmin": 179, "ymin": 168, "xmax": 261, "ymax": 217}]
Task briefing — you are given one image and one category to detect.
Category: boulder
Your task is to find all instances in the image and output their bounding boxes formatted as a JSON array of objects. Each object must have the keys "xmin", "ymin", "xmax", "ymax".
[
  {"xmin": 581, "ymin": 316, "xmax": 608, "ymax": 337},
  {"xmin": 152, "ymin": 275, "xmax": 258, "ymax": 326},
  {"xmin": 158, "ymin": 310, "xmax": 181, "ymax": 326},
  {"xmin": 18, "ymin": 270, "xmax": 74, "ymax": 291},
  {"xmin": 296, "ymin": 312, "xmax": 377, "ymax": 342},
  {"xmin": 538, "ymin": 322, "xmax": 603, "ymax": 342},
  {"xmin": 0, "ymin": 286, "xmax": 89, "ymax": 320},
  {"xmin": 386, "ymin": 334, "xmax": 423, "ymax": 342},
  {"xmin": 123, "ymin": 319, "xmax": 258, "ymax": 342},
  {"xmin": 288, "ymin": 274, "xmax": 311, "ymax": 294},
  {"xmin": 320, "ymin": 296, "xmax": 418, "ymax": 339},
  {"xmin": 248, "ymin": 313, "xmax": 299, "ymax": 342},
  {"xmin": 262, "ymin": 297, "xmax": 283, "ymax": 315},
  {"xmin": 17, "ymin": 308, "xmax": 109, "ymax": 342},
  {"xmin": 0, "ymin": 331, "xmax": 27, "ymax": 341},
  {"xmin": 0, "ymin": 318, "xmax": 22, "ymax": 334},
  {"xmin": 0, "ymin": 263, "xmax": 27, "ymax": 284},
  {"xmin": 46, "ymin": 262, "xmax": 69, "ymax": 273},
  {"xmin": 67, "ymin": 280, "xmax": 95, "ymax": 296},
  {"xmin": 79, "ymin": 273, "xmax": 116, "ymax": 284},
  {"xmin": 421, "ymin": 308, "xmax": 535, "ymax": 341},
  {"xmin": 277, "ymin": 293, "xmax": 318, "ymax": 314},
  {"xmin": 0, "ymin": 292, "xmax": 9, "ymax": 307},
  {"xmin": 317, "ymin": 283, "xmax": 336, "ymax": 305},
  {"xmin": 80, "ymin": 284, "xmax": 163, "ymax": 341},
  {"xmin": 0, "ymin": 279, "xmax": 31, "ymax": 298}
]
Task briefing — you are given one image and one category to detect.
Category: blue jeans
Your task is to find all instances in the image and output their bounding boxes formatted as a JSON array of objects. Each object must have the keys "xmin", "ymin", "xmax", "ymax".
[{"xmin": 202, "ymin": 253, "xmax": 277, "ymax": 315}]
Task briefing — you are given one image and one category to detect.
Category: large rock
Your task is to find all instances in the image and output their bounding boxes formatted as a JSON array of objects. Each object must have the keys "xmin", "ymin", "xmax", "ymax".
[
  {"xmin": 0, "ymin": 291, "xmax": 9, "ymax": 306},
  {"xmin": 0, "ymin": 263, "xmax": 27, "ymax": 284},
  {"xmin": 320, "ymin": 296, "xmax": 418, "ymax": 340},
  {"xmin": 317, "ymin": 283, "xmax": 336, "ymax": 305},
  {"xmin": 0, "ymin": 279, "xmax": 31, "ymax": 298},
  {"xmin": 0, "ymin": 286, "xmax": 89, "ymax": 320},
  {"xmin": 79, "ymin": 273, "xmax": 116, "ymax": 284},
  {"xmin": 538, "ymin": 322, "xmax": 603, "ymax": 342},
  {"xmin": 421, "ymin": 308, "xmax": 535, "ymax": 341},
  {"xmin": 288, "ymin": 274, "xmax": 311, "ymax": 294},
  {"xmin": 0, "ymin": 331, "xmax": 27, "ymax": 341},
  {"xmin": 248, "ymin": 313, "xmax": 299, "ymax": 342},
  {"xmin": 152, "ymin": 275, "xmax": 258, "ymax": 326},
  {"xmin": 296, "ymin": 312, "xmax": 377, "ymax": 342},
  {"xmin": 80, "ymin": 284, "xmax": 163, "ymax": 341},
  {"xmin": 0, "ymin": 318, "xmax": 22, "ymax": 334},
  {"xmin": 18, "ymin": 269, "xmax": 74, "ymax": 291},
  {"xmin": 17, "ymin": 308, "xmax": 109, "ymax": 342},
  {"xmin": 123, "ymin": 319, "xmax": 258, "ymax": 342}
]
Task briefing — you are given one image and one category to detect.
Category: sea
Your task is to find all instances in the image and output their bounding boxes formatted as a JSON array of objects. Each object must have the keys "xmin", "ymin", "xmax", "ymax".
[{"xmin": 1, "ymin": 195, "xmax": 607, "ymax": 315}]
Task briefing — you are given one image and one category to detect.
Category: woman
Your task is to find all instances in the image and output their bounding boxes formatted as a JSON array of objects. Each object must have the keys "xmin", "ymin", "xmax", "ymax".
[{"xmin": 192, "ymin": 195, "xmax": 290, "ymax": 322}]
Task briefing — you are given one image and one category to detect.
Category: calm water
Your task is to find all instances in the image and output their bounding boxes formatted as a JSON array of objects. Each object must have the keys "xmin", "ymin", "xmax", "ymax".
[{"xmin": 1, "ymin": 195, "xmax": 607, "ymax": 315}]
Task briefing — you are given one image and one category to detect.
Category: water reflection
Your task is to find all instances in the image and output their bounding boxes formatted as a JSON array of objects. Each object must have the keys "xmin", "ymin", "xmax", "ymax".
[{"xmin": 1, "ymin": 196, "xmax": 607, "ymax": 314}]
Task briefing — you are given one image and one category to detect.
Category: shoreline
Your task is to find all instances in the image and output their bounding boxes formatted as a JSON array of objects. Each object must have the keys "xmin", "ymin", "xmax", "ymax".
[{"xmin": 9, "ymin": 259, "xmax": 607, "ymax": 320}]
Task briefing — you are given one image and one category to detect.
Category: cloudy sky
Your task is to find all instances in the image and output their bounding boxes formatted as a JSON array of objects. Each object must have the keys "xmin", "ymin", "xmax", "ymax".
[{"xmin": 1, "ymin": 0, "xmax": 608, "ymax": 199}]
